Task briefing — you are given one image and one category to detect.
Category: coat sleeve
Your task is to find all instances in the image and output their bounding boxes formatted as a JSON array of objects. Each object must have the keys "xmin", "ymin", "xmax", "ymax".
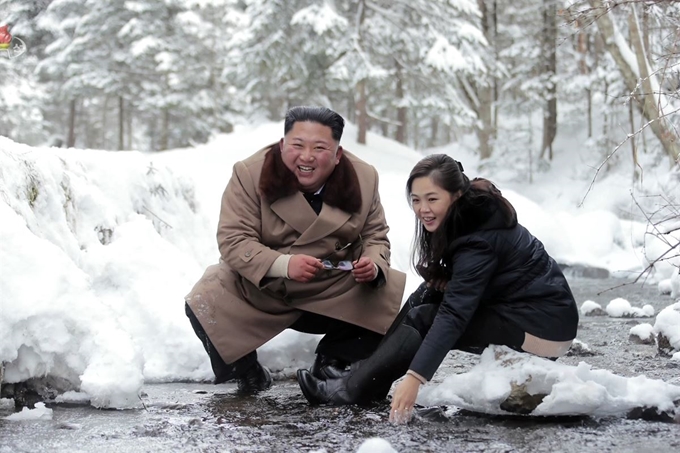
[
  {"xmin": 408, "ymin": 238, "xmax": 498, "ymax": 380},
  {"xmin": 216, "ymin": 161, "xmax": 281, "ymax": 287},
  {"xmin": 359, "ymin": 167, "xmax": 392, "ymax": 286}
]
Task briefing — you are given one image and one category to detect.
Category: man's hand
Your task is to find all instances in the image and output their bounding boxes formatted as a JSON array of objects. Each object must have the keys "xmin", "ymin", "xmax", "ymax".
[
  {"xmin": 389, "ymin": 374, "xmax": 421, "ymax": 424},
  {"xmin": 288, "ymin": 254, "xmax": 324, "ymax": 282},
  {"xmin": 351, "ymin": 256, "xmax": 377, "ymax": 283}
]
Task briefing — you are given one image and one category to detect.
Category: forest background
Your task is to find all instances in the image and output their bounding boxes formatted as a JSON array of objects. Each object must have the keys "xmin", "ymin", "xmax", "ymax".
[
  {"xmin": 0, "ymin": 0, "xmax": 677, "ymax": 159},
  {"xmin": 1, "ymin": 1, "xmax": 679, "ymax": 239}
]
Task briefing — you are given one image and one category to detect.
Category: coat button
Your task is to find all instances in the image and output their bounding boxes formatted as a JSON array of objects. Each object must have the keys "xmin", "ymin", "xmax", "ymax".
[{"xmin": 245, "ymin": 251, "xmax": 251, "ymax": 257}]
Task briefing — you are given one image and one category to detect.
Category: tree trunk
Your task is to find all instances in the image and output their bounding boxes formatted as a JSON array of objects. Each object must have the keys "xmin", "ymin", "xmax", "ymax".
[
  {"xmin": 67, "ymin": 99, "xmax": 76, "ymax": 148},
  {"xmin": 492, "ymin": 0, "xmax": 499, "ymax": 135},
  {"xmin": 527, "ymin": 111, "xmax": 534, "ymax": 184},
  {"xmin": 588, "ymin": 0, "xmax": 680, "ymax": 164},
  {"xmin": 627, "ymin": 6, "xmax": 679, "ymax": 164},
  {"xmin": 118, "ymin": 96, "xmax": 124, "ymax": 151},
  {"xmin": 577, "ymin": 19, "xmax": 592, "ymax": 138},
  {"xmin": 356, "ymin": 79, "xmax": 368, "ymax": 144},
  {"xmin": 628, "ymin": 99, "xmax": 639, "ymax": 180},
  {"xmin": 354, "ymin": 0, "xmax": 368, "ymax": 145},
  {"xmin": 127, "ymin": 105, "xmax": 133, "ymax": 149},
  {"xmin": 346, "ymin": 94, "xmax": 355, "ymax": 124},
  {"xmin": 101, "ymin": 95, "xmax": 110, "ymax": 150},
  {"xmin": 476, "ymin": 0, "xmax": 494, "ymax": 159},
  {"xmin": 429, "ymin": 116, "xmax": 439, "ymax": 148},
  {"xmin": 413, "ymin": 110, "xmax": 420, "ymax": 150},
  {"xmin": 160, "ymin": 109, "xmax": 169, "ymax": 151},
  {"xmin": 395, "ymin": 63, "xmax": 407, "ymax": 144},
  {"xmin": 587, "ymin": 88, "xmax": 592, "ymax": 138},
  {"xmin": 603, "ymin": 79, "xmax": 609, "ymax": 137},
  {"xmin": 540, "ymin": 0, "xmax": 557, "ymax": 161},
  {"xmin": 380, "ymin": 110, "xmax": 389, "ymax": 136},
  {"xmin": 642, "ymin": 4, "xmax": 650, "ymax": 55}
]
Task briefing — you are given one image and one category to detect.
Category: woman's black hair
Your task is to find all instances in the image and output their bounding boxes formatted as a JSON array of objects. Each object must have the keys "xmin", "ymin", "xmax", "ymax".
[
  {"xmin": 284, "ymin": 106, "xmax": 345, "ymax": 142},
  {"xmin": 406, "ymin": 154, "xmax": 516, "ymax": 282}
]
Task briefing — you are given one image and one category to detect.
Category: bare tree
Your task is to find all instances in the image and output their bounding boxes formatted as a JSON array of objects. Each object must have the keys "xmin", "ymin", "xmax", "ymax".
[
  {"xmin": 474, "ymin": 0, "xmax": 496, "ymax": 159},
  {"xmin": 585, "ymin": 0, "xmax": 680, "ymax": 165},
  {"xmin": 540, "ymin": 0, "xmax": 558, "ymax": 161}
]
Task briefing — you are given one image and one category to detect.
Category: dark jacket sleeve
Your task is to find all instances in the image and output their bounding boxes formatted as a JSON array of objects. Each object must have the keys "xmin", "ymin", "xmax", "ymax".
[{"xmin": 409, "ymin": 238, "xmax": 498, "ymax": 380}]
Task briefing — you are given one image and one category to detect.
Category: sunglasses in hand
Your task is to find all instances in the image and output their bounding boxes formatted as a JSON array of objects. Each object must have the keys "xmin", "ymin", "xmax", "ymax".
[
  {"xmin": 319, "ymin": 236, "xmax": 363, "ymax": 272},
  {"xmin": 320, "ymin": 259, "xmax": 354, "ymax": 271}
]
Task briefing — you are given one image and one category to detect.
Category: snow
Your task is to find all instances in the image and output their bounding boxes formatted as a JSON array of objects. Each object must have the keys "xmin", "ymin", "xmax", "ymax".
[
  {"xmin": 581, "ymin": 300, "xmax": 604, "ymax": 316},
  {"xmin": 355, "ymin": 438, "xmax": 397, "ymax": 453},
  {"xmin": 654, "ymin": 302, "xmax": 680, "ymax": 352},
  {"xmin": 605, "ymin": 298, "xmax": 655, "ymax": 318},
  {"xmin": 420, "ymin": 346, "xmax": 680, "ymax": 417},
  {"xmin": 1, "ymin": 122, "xmax": 679, "ymax": 418},
  {"xmin": 426, "ymin": 34, "xmax": 468, "ymax": 72},
  {"xmin": 3, "ymin": 402, "xmax": 53, "ymax": 421},
  {"xmin": 291, "ymin": 3, "xmax": 348, "ymax": 35},
  {"xmin": 629, "ymin": 323, "xmax": 654, "ymax": 342},
  {"xmin": 582, "ymin": 298, "xmax": 656, "ymax": 318}
]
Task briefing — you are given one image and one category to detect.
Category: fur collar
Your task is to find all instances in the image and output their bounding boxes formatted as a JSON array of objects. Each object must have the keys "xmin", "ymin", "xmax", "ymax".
[{"xmin": 259, "ymin": 143, "xmax": 362, "ymax": 214}]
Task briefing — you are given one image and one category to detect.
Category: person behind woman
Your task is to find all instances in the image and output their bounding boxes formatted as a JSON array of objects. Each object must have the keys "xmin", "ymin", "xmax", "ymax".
[{"xmin": 297, "ymin": 153, "xmax": 579, "ymax": 423}]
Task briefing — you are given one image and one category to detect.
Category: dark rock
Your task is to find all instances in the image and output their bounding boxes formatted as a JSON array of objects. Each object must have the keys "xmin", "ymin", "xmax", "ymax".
[
  {"xmin": 583, "ymin": 307, "xmax": 607, "ymax": 316},
  {"xmin": 0, "ymin": 375, "xmax": 77, "ymax": 409},
  {"xmin": 657, "ymin": 333, "xmax": 677, "ymax": 357},
  {"xmin": 558, "ymin": 263, "xmax": 610, "ymax": 279},
  {"xmin": 499, "ymin": 382, "xmax": 547, "ymax": 415},
  {"xmin": 629, "ymin": 333, "xmax": 656, "ymax": 345},
  {"xmin": 626, "ymin": 406, "xmax": 676, "ymax": 423},
  {"xmin": 566, "ymin": 342, "xmax": 599, "ymax": 357},
  {"xmin": 0, "ymin": 383, "xmax": 42, "ymax": 409}
]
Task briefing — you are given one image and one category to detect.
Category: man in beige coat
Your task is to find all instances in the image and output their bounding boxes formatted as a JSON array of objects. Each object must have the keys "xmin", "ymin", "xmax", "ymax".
[{"xmin": 185, "ymin": 106, "xmax": 406, "ymax": 393}]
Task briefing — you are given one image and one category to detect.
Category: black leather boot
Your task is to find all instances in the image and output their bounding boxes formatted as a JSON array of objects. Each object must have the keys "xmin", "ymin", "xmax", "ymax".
[
  {"xmin": 310, "ymin": 354, "xmax": 350, "ymax": 380},
  {"xmin": 297, "ymin": 324, "xmax": 422, "ymax": 405},
  {"xmin": 237, "ymin": 361, "xmax": 272, "ymax": 394}
]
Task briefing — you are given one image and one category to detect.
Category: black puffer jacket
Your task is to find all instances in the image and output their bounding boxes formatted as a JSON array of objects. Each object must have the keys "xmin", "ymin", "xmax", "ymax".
[{"xmin": 409, "ymin": 196, "xmax": 578, "ymax": 380}]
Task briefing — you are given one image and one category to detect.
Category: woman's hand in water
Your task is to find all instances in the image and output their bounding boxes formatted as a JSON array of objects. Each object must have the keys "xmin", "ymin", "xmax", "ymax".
[{"xmin": 389, "ymin": 374, "xmax": 421, "ymax": 424}]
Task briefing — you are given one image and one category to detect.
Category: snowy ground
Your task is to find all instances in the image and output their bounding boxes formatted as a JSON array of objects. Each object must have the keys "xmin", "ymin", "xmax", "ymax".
[
  {"xmin": 1, "ymin": 277, "xmax": 679, "ymax": 453},
  {"xmin": 1, "ymin": 120, "xmax": 679, "ymax": 441}
]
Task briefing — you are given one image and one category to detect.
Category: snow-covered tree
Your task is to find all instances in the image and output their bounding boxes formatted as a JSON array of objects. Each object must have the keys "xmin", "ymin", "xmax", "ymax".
[
  {"xmin": 227, "ymin": 0, "xmax": 487, "ymax": 148},
  {"xmin": 567, "ymin": 0, "xmax": 680, "ymax": 167},
  {"xmin": 0, "ymin": 0, "xmax": 62, "ymax": 145}
]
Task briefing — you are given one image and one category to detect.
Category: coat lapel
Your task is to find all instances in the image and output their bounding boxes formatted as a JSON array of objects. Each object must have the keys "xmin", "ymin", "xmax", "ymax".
[
  {"xmin": 270, "ymin": 193, "xmax": 316, "ymax": 235},
  {"xmin": 297, "ymin": 203, "xmax": 351, "ymax": 245},
  {"xmin": 270, "ymin": 193, "xmax": 351, "ymax": 245}
]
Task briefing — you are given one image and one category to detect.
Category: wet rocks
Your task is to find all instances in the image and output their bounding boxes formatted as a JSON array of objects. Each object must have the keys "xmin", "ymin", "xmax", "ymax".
[
  {"xmin": 629, "ymin": 333, "xmax": 656, "ymax": 345},
  {"xmin": 580, "ymin": 300, "xmax": 607, "ymax": 316},
  {"xmin": 499, "ymin": 382, "xmax": 547, "ymax": 415},
  {"xmin": 657, "ymin": 333, "xmax": 676, "ymax": 357},
  {"xmin": 566, "ymin": 339, "xmax": 598, "ymax": 357},
  {"xmin": 0, "ymin": 375, "xmax": 76, "ymax": 409},
  {"xmin": 626, "ymin": 400, "xmax": 680, "ymax": 424},
  {"xmin": 629, "ymin": 323, "xmax": 656, "ymax": 345}
]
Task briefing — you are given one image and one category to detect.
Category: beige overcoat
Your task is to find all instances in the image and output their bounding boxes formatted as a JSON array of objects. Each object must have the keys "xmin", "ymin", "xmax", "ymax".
[{"xmin": 186, "ymin": 144, "xmax": 406, "ymax": 364}]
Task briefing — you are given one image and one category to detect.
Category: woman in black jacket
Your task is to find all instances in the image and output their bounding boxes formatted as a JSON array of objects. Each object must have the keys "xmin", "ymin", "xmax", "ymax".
[{"xmin": 297, "ymin": 154, "xmax": 579, "ymax": 423}]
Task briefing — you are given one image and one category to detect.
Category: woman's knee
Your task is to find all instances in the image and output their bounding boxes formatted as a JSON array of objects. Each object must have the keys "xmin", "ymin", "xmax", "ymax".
[
  {"xmin": 406, "ymin": 282, "xmax": 444, "ymax": 309},
  {"xmin": 403, "ymin": 304, "xmax": 439, "ymax": 337}
]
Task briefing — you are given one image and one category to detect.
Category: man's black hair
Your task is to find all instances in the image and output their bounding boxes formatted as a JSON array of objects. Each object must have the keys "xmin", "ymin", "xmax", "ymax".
[{"xmin": 284, "ymin": 106, "xmax": 345, "ymax": 142}]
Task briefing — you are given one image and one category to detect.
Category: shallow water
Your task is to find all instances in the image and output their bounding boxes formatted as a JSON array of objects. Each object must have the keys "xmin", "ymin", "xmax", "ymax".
[{"xmin": 1, "ymin": 276, "xmax": 679, "ymax": 453}]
